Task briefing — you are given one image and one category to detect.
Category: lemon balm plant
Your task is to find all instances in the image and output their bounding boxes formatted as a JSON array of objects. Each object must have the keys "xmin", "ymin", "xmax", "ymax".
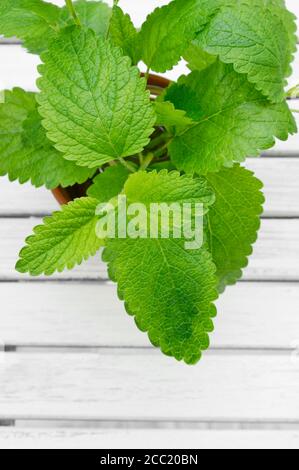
[{"xmin": 0, "ymin": 0, "xmax": 297, "ymax": 364}]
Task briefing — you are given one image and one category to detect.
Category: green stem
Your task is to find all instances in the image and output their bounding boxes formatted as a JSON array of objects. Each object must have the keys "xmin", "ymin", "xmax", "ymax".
[
  {"xmin": 118, "ymin": 157, "xmax": 137, "ymax": 173},
  {"xmin": 65, "ymin": 0, "xmax": 81, "ymax": 26},
  {"xmin": 138, "ymin": 153, "xmax": 144, "ymax": 166},
  {"xmin": 290, "ymin": 109, "xmax": 299, "ymax": 113},
  {"xmin": 139, "ymin": 153, "xmax": 154, "ymax": 171},
  {"xmin": 148, "ymin": 85, "xmax": 164, "ymax": 96},
  {"xmin": 286, "ymin": 83, "xmax": 299, "ymax": 99},
  {"xmin": 152, "ymin": 143, "xmax": 169, "ymax": 159},
  {"xmin": 144, "ymin": 67, "xmax": 150, "ymax": 83},
  {"xmin": 147, "ymin": 132, "xmax": 171, "ymax": 151}
]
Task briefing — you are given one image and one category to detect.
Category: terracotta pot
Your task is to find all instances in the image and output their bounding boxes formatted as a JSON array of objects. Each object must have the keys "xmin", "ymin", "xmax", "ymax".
[{"xmin": 51, "ymin": 73, "xmax": 170, "ymax": 206}]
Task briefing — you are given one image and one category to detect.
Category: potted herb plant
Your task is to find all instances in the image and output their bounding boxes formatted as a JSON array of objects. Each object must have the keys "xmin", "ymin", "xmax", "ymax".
[{"xmin": 0, "ymin": 0, "xmax": 297, "ymax": 364}]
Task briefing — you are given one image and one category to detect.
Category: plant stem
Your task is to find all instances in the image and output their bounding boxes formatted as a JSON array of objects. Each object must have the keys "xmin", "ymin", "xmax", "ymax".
[
  {"xmin": 118, "ymin": 157, "xmax": 137, "ymax": 173},
  {"xmin": 138, "ymin": 153, "xmax": 144, "ymax": 166},
  {"xmin": 290, "ymin": 109, "xmax": 299, "ymax": 113},
  {"xmin": 152, "ymin": 143, "xmax": 169, "ymax": 159},
  {"xmin": 148, "ymin": 85, "xmax": 164, "ymax": 97},
  {"xmin": 65, "ymin": 0, "xmax": 81, "ymax": 26},
  {"xmin": 139, "ymin": 153, "xmax": 154, "ymax": 171},
  {"xmin": 286, "ymin": 83, "xmax": 299, "ymax": 99},
  {"xmin": 144, "ymin": 67, "xmax": 150, "ymax": 83},
  {"xmin": 147, "ymin": 132, "xmax": 171, "ymax": 151}
]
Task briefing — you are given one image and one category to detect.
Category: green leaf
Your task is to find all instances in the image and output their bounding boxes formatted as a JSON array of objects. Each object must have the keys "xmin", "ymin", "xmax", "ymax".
[
  {"xmin": 0, "ymin": 0, "xmax": 61, "ymax": 54},
  {"xmin": 0, "ymin": 0, "xmax": 112, "ymax": 54},
  {"xmin": 195, "ymin": 2, "xmax": 295, "ymax": 102},
  {"xmin": 37, "ymin": 27, "xmax": 155, "ymax": 169},
  {"xmin": 169, "ymin": 61, "xmax": 296, "ymax": 175},
  {"xmin": 60, "ymin": 0, "xmax": 112, "ymax": 38},
  {"xmin": 206, "ymin": 165, "xmax": 264, "ymax": 292},
  {"xmin": 139, "ymin": 0, "xmax": 213, "ymax": 73},
  {"xmin": 164, "ymin": 82, "xmax": 204, "ymax": 122},
  {"xmin": 102, "ymin": 170, "xmax": 218, "ymax": 364},
  {"xmin": 87, "ymin": 165, "xmax": 130, "ymax": 202},
  {"xmin": 153, "ymin": 101, "xmax": 196, "ymax": 132},
  {"xmin": 184, "ymin": 42, "xmax": 217, "ymax": 72},
  {"xmin": 109, "ymin": 5, "xmax": 140, "ymax": 65},
  {"xmin": 16, "ymin": 197, "xmax": 103, "ymax": 276},
  {"xmin": 267, "ymin": 2, "xmax": 297, "ymax": 79},
  {"xmin": 0, "ymin": 88, "xmax": 94, "ymax": 189}
]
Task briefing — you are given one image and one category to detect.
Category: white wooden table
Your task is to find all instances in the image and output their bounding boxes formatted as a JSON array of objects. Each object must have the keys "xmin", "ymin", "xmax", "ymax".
[{"xmin": 0, "ymin": 0, "xmax": 299, "ymax": 449}]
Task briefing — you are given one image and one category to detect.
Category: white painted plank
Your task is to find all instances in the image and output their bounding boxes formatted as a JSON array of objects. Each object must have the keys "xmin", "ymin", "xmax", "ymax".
[
  {"xmin": 0, "ymin": 282, "xmax": 298, "ymax": 349},
  {"xmin": 0, "ymin": 46, "xmax": 40, "ymax": 91},
  {"xmin": 0, "ymin": 217, "xmax": 105, "ymax": 280},
  {"xmin": 0, "ymin": 218, "xmax": 298, "ymax": 281},
  {"xmin": 246, "ymin": 158, "xmax": 299, "ymax": 217},
  {"xmin": 1, "ymin": 158, "xmax": 299, "ymax": 217},
  {"xmin": 0, "ymin": 352, "xmax": 298, "ymax": 420},
  {"xmin": 0, "ymin": 40, "xmax": 298, "ymax": 88},
  {"xmin": 0, "ymin": 428, "xmax": 298, "ymax": 449},
  {"xmin": 0, "ymin": 177, "xmax": 58, "ymax": 216},
  {"xmin": 1, "ymin": 43, "xmax": 298, "ymax": 89}
]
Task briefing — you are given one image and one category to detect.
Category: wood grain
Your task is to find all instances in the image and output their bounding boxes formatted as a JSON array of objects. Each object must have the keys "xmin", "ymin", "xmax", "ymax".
[
  {"xmin": 0, "ymin": 352, "xmax": 299, "ymax": 421},
  {"xmin": 0, "ymin": 428, "xmax": 298, "ymax": 449},
  {"xmin": 0, "ymin": 281, "xmax": 298, "ymax": 349},
  {"xmin": 0, "ymin": 217, "xmax": 298, "ymax": 281},
  {"xmin": 1, "ymin": 158, "xmax": 299, "ymax": 217},
  {"xmin": 0, "ymin": 177, "xmax": 58, "ymax": 216}
]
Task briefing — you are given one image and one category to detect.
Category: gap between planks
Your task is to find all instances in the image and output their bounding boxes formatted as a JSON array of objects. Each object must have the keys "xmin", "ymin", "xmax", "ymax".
[
  {"xmin": 3, "ymin": 419, "xmax": 299, "ymax": 431},
  {"xmin": 0, "ymin": 346, "xmax": 296, "ymax": 354}
]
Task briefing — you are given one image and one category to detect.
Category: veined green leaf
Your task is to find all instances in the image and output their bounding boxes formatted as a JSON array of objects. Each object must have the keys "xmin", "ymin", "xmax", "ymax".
[
  {"xmin": 139, "ymin": 0, "xmax": 214, "ymax": 73},
  {"xmin": 0, "ymin": 0, "xmax": 112, "ymax": 54},
  {"xmin": 0, "ymin": 0, "xmax": 61, "ymax": 54},
  {"xmin": 60, "ymin": 0, "xmax": 112, "ymax": 38},
  {"xmin": 16, "ymin": 197, "xmax": 103, "ymax": 276},
  {"xmin": 109, "ymin": 5, "xmax": 140, "ymax": 65},
  {"xmin": 206, "ymin": 165, "xmax": 264, "ymax": 292},
  {"xmin": 0, "ymin": 88, "xmax": 94, "ymax": 189},
  {"xmin": 184, "ymin": 43, "xmax": 217, "ymax": 72},
  {"xmin": 169, "ymin": 61, "xmax": 296, "ymax": 175},
  {"xmin": 103, "ymin": 170, "xmax": 218, "ymax": 364},
  {"xmin": 153, "ymin": 101, "xmax": 196, "ymax": 132},
  {"xmin": 87, "ymin": 165, "xmax": 130, "ymax": 202},
  {"xmin": 37, "ymin": 27, "xmax": 155, "ymax": 169},
  {"xmin": 196, "ymin": 2, "xmax": 295, "ymax": 102}
]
